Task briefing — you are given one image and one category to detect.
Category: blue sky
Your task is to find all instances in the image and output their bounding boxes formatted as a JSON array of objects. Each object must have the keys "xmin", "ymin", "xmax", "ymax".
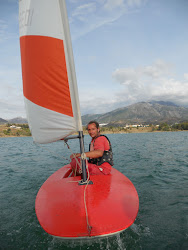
[{"xmin": 0, "ymin": 0, "xmax": 188, "ymax": 119}]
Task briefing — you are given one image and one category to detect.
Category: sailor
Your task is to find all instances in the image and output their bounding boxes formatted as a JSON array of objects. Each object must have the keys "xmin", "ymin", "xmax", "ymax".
[{"xmin": 70, "ymin": 121, "xmax": 113, "ymax": 175}]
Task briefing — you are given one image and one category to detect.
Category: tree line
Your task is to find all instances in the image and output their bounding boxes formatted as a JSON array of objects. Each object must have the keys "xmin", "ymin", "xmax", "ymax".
[
  {"xmin": 2, "ymin": 123, "xmax": 31, "ymax": 137},
  {"xmin": 158, "ymin": 122, "xmax": 188, "ymax": 131},
  {"xmin": 1, "ymin": 121, "xmax": 187, "ymax": 137}
]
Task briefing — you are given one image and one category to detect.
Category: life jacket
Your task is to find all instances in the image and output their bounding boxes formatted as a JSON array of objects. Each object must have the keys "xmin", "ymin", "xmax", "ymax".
[{"xmin": 88, "ymin": 135, "xmax": 114, "ymax": 166}]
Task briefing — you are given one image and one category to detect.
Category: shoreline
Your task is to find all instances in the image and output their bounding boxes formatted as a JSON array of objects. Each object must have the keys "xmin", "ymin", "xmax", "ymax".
[
  {"xmin": 1, "ymin": 123, "xmax": 187, "ymax": 138},
  {"xmin": 0, "ymin": 129, "xmax": 186, "ymax": 138}
]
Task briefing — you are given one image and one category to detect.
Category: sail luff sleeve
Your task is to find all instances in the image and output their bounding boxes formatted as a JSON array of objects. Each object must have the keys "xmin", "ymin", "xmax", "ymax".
[{"xmin": 58, "ymin": 0, "xmax": 83, "ymax": 132}]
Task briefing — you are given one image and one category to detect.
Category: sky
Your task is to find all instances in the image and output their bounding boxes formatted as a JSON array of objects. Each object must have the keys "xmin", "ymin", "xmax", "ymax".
[{"xmin": 0, "ymin": 0, "xmax": 188, "ymax": 119}]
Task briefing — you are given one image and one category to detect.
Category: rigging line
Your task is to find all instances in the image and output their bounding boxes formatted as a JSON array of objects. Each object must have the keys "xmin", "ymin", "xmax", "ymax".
[
  {"xmin": 80, "ymin": 153, "xmax": 92, "ymax": 235},
  {"xmin": 83, "ymin": 160, "xmax": 92, "ymax": 236},
  {"xmin": 64, "ymin": 140, "xmax": 82, "ymax": 176},
  {"xmin": 35, "ymin": 140, "xmax": 92, "ymax": 234},
  {"xmin": 64, "ymin": 141, "xmax": 92, "ymax": 236},
  {"xmin": 33, "ymin": 142, "xmax": 69, "ymax": 161},
  {"xmin": 65, "ymin": 147, "xmax": 92, "ymax": 236}
]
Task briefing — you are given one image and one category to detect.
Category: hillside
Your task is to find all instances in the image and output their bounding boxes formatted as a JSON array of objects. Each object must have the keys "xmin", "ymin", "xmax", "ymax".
[
  {"xmin": 0, "ymin": 118, "xmax": 8, "ymax": 124},
  {"xmin": 82, "ymin": 101, "xmax": 188, "ymax": 126},
  {"xmin": 1, "ymin": 101, "xmax": 187, "ymax": 126},
  {"xmin": 8, "ymin": 117, "xmax": 28, "ymax": 124}
]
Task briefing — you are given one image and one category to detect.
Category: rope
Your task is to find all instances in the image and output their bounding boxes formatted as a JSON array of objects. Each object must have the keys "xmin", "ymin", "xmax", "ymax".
[
  {"xmin": 65, "ymin": 142, "xmax": 92, "ymax": 236},
  {"xmin": 35, "ymin": 140, "xmax": 92, "ymax": 236},
  {"xmin": 64, "ymin": 141, "xmax": 82, "ymax": 176},
  {"xmin": 83, "ymin": 160, "xmax": 92, "ymax": 236},
  {"xmin": 66, "ymin": 160, "xmax": 92, "ymax": 236}
]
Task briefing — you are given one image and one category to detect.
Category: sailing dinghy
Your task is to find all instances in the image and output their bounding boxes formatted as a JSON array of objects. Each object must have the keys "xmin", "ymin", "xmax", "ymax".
[{"xmin": 19, "ymin": 0, "xmax": 139, "ymax": 238}]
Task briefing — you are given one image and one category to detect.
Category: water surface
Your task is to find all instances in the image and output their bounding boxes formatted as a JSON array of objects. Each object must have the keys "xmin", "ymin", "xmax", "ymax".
[{"xmin": 0, "ymin": 132, "xmax": 188, "ymax": 249}]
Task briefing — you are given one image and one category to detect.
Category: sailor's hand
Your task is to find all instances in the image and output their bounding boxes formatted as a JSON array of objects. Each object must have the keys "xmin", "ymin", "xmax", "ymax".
[{"xmin": 70, "ymin": 153, "xmax": 80, "ymax": 159}]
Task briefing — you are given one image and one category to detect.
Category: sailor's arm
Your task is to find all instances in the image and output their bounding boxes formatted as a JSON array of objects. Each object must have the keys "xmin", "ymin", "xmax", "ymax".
[{"xmin": 70, "ymin": 150, "xmax": 103, "ymax": 160}]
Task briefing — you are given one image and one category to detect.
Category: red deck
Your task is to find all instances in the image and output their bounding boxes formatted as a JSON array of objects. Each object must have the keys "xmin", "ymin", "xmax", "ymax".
[{"xmin": 35, "ymin": 165, "xmax": 139, "ymax": 238}]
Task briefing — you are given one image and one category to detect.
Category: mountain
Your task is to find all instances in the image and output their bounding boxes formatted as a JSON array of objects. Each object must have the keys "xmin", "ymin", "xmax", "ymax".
[
  {"xmin": 149, "ymin": 100, "xmax": 178, "ymax": 107},
  {"xmin": 0, "ymin": 118, "xmax": 8, "ymax": 124},
  {"xmin": 82, "ymin": 101, "xmax": 188, "ymax": 126},
  {"xmin": 82, "ymin": 114, "xmax": 104, "ymax": 126},
  {"xmin": 1, "ymin": 101, "xmax": 187, "ymax": 126},
  {"xmin": 8, "ymin": 117, "xmax": 28, "ymax": 124}
]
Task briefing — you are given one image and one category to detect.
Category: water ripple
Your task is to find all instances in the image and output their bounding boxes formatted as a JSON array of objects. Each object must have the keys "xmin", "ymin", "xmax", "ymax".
[{"xmin": 0, "ymin": 132, "xmax": 188, "ymax": 249}]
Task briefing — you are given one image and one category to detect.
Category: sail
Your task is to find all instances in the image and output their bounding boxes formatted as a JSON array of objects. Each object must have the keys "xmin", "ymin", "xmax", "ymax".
[{"xmin": 19, "ymin": 0, "xmax": 82, "ymax": 144}]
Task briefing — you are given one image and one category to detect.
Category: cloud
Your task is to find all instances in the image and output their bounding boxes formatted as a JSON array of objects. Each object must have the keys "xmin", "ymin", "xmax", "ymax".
[
  {"xmin": 104, "ymin": 0, "xmax": 125, "ymax": 11},
  {"xmin": 0, "ymin": 20, "xmax": 8, "ymax": 42},
  {"xmin": 69, "ymin": 0, "xmax": 147, "ymax": 40},
  {"xmin": 0, "ymin": 68, "xmax": 26, "ymax": 119},
  {"xmin": 0, "ymin": 96, "xmax": 26, "ymax": 119},
  {"xmin": 80, "ymin": 95, "xmax": 119, "ymax": 115},
  {"xmin": 79, "ymin": 60, "xmax": 188, "ymax": 115},
  {"xmin": 0, "ymin": 20, "xmax": 18, "ymax": 48},
  {"xmin": 112, "ymin": 60, "xmax": 188, "ymax": 107},
  {"xmin": 127, "ymin": 0, "xmax": 146, "ymax": 8},
  {"xmin": 71, "ymin": 3, "xmax": 96, "ymax": 21},
  {"xmin": 113, "ymin": 60, "xmax": 173, "ymax": 84},
  {"xmin": 0, "ymin": 99, "xmax": 26, "ymax": 119},
  {"xmin": 184, "ymin": 73, "xmax": 188, "ymax": 81}
]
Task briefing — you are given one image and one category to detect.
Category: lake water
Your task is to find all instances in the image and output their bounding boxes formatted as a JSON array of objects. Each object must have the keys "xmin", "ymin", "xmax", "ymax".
[{"xmin": 0, "ymin": 132, "xmax": 188, "ymax": 249}]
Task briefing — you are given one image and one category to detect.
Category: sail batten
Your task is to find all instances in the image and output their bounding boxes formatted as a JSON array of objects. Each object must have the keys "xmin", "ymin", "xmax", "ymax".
[{"xmin": 19, "ymin": 0, "xmax": 82, "ymax": 143}]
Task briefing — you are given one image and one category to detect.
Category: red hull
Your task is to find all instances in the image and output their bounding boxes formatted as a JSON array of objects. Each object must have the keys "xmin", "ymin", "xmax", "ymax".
[{"xmin": 35, "ymin": 165, "xmax": 139, "ymax": 238}]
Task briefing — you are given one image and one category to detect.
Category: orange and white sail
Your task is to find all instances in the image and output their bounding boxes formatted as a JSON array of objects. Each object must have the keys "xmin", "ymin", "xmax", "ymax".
[{"xmin": 19, "ymin": 0, "xmax": 82, "ymax": 144}]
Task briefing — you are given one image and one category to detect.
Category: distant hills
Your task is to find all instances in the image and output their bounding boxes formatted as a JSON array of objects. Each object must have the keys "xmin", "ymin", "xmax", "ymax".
[
  {"xmin": 0, "ymin": 101, "xmax": 188, "ymax": 126},
  {"xmin": 0, "ymin": 118, "xmax": 8, "ymax": 124},
  {"xmin": 82, "ymin": 101, "xmax": 188, "ymax": 126},
  {"xmin": 0, "ymin": 117, "xmax": 28, "ymax": 124}
]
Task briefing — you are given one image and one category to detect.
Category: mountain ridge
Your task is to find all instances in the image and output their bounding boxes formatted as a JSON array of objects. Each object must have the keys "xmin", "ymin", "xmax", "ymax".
[
  {"xmin": 0, "ymin": 117, "xmax": 28, "ymax": 124},
  {"xmin": 0, "ymin": 101, "xmax": 188, "ymax": 126},
  {"xmin": 82, "ymin": 101, "xmax": 188, "ymax": 126}
]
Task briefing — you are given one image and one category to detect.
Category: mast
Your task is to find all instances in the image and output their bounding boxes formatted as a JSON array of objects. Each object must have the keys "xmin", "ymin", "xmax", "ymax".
[
  {"xmin": 58, "ymin": 0, "xmax": 82, "ymax": 131},
  {"xmin": 79, "ymin": 132, "xmax": 87, "ymax": 182},
  {"xmin": 59, "ymin": 0, "xmax": 87, "ymax": 181}
]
